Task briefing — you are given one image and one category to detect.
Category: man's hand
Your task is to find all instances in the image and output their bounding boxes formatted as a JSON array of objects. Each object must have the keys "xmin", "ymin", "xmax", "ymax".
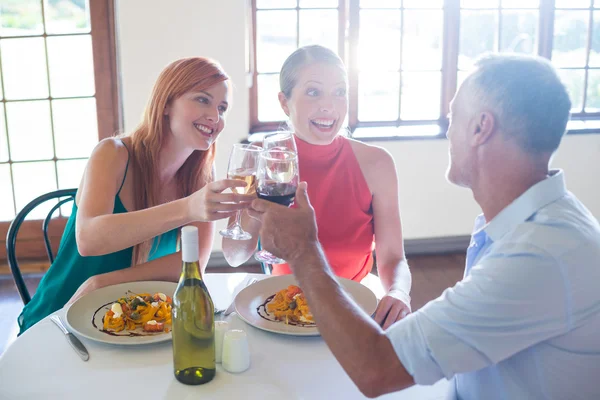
[{"xmin": 247, "ymin": 182, "xmax": 318, "ymax": 266}]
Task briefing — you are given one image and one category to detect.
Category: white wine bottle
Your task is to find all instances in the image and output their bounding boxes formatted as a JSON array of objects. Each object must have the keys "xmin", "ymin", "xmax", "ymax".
[{"xmin": 172, "ymin": 225, "xmax": 216, "ymax": 385}]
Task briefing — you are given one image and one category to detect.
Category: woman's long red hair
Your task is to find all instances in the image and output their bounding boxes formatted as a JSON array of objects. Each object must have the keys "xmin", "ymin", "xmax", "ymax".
[{"xmin": 127, "ymin": 57, "xmax": 228, "ymax": 264}]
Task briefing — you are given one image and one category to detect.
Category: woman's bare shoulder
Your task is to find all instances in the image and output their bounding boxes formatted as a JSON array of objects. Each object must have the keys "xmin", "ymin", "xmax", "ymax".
[
  {"xmin": 86, "ymin": 138, "xmax": 130, "ymax": 178},
  {"xmin": 346, "ymin": 137, "xmax": 395, "ymax": 170}
]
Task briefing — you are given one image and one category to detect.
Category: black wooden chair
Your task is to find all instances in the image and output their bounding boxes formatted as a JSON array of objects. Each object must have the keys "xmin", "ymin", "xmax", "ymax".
[{"xmin": 6, "ymin": 188, "xmax": 77, "ymax": 305}]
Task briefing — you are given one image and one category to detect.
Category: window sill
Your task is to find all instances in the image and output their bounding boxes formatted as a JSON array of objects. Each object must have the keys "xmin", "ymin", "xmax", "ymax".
[
  {"xmin": 352, "ymin": 119, "xmax": 600, "ymax": 141},
  {"xmin": 248, "ymin": 119, "xmax": 600, "ymax": 143}
]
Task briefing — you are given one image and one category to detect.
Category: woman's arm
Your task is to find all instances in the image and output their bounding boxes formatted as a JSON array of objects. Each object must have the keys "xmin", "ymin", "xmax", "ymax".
[
  {"xmin": 76, "ymin": 139, "xmax": 251, "ymax": 257},
  {"xmin": 370, "ymin": 149, "xmax": 411, "ymax": 295},
  {"xmin": 70, "ymin": 188, "xmax": 218, "ymax": 304},
  {"xmin": 351, "ymin": 141, "xmax": 412, "ymax": 329}
]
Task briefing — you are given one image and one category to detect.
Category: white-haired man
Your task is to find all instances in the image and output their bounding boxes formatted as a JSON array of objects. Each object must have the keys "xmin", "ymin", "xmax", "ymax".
[{"xmin": 249, "ymin": 54, "xmax": 600, "ymax": 399}]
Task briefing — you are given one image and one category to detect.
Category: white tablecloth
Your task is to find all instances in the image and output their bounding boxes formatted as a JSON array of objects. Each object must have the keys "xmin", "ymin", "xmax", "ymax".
[{"xmin": 0, "ymin": 273, "xmax": 449, "ymax": 400}]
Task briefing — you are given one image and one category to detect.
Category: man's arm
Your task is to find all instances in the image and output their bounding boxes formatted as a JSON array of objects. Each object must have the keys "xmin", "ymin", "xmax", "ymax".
[
  {"xmin": 250, "ymin": 183, "xmax": 414, "ymax": 397},
  {"xmin": 292, "ymin": 244, "xmax": 415, "ymax": 398}
]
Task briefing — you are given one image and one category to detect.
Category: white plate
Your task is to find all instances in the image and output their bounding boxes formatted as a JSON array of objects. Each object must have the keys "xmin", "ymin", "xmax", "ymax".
[
  {"xmin": 65, "ymin": 281, "xmax": 177, "ymax": 345},
  {"xmin": 234, "ymin": 275, "xmax": 377, "ymax": 336}
]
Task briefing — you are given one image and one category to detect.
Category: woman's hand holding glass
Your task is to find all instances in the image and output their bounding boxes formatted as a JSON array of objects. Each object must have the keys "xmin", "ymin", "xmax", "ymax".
[
  {"xmin": 187, "ymin": 178, "xmax": 256, "ymax": 222},
  {"xmin": 219, "ymin": 144, "xmax": 263, "ymax": 240},
  {"xmin": 254, "ymin": 149, "xmax": 299, "ymax": 264}
]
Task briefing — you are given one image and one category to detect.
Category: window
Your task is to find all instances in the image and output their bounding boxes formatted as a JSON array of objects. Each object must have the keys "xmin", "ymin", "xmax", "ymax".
[
  {"xmin": 0, "ymin": 0, "xmax": 119, "ymax": 264},
  {"xmin": 249, "ymin": 0, "xmax": 600, "ymax": 137}
]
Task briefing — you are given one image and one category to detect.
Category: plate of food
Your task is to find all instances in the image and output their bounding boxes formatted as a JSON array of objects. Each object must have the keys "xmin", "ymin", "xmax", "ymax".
[
  {"xmin": 234, "ymin": 275, "xmax": 377, "ymax": 336},
  {"xmin": 65, "ymin": 281, "xmax": 177, "ymax": 345}
]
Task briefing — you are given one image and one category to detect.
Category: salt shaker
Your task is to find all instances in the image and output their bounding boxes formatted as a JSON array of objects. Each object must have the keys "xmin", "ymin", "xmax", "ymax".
[
  {"xmin": 221, "ymin": 329, "xmax": 251, "ymax": 373},
  {"xmin": 214, "ymin": 320, "xmax": 229, "ymax": 363}
]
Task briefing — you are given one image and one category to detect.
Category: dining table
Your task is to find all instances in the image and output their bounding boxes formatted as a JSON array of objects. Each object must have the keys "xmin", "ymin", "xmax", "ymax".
[{"xmin": 0, "ymin": 273, "xmax": 450, "ymax": 399}]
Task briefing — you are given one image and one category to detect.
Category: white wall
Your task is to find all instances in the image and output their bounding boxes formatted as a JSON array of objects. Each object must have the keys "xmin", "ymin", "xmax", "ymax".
[
  {"xmin": 116, "ymin": 0, "xmax": 600, "ymax": 252},
  {"xmin": 370, "ymin": 134, "xmax": 600, "ymax": 240}
]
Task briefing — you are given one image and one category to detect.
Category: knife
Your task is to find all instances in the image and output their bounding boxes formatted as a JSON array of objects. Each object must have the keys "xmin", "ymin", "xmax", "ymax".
[{"xmin": 50, "ymin": 315, "xmax": 90, "ymax": 361}]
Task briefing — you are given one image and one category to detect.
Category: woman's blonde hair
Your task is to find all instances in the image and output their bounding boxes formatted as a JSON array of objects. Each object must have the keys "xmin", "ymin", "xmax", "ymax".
[{"xmin": 127, "ymin": 57, "xmax": 229, "ymax": 264}]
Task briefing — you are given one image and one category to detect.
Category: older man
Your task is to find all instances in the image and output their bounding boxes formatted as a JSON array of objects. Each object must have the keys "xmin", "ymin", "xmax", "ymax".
[{"xmin": 248, "ymin": 54, "xmax": 600, "ymax": 399}]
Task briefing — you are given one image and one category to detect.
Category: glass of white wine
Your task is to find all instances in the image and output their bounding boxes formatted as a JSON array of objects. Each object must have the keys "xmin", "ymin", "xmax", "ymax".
[{"xmin": 219, "ymin": 143, "xmax": 263, "ymax": 240}]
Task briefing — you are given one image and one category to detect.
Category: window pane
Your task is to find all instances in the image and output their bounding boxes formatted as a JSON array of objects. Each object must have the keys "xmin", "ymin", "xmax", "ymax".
[
  {"xmin": 358, "ymin": 72, "xmax": 399, "ymax": 121},
  {"xmin": 300, "ymin": 0, "xmax": 338, "ymax": 7},
  {"xmin": 585, "ymin": 70, "xmax": 600, "ymax": 110},
  {"xmin": 359, "ymin": 10, "xmax": 401, "ymax": 71},
  {"xmin": 52, "ymin": 98, "xmax": 98, "ymax": 158},
  {"xmin": 6, "ymin": 101, "xmax": 54, "ymax": 161},
  {"xmin": 553, "ymin": 11, "xmax": 590, "ymax": 67},
  {"xmin": 500, "ymin": 11, "xmax": 538, "ymax": 53},
  {"xmin": 461, "ymin": 0, "xmax": 499, "ymax": 8},
  {"xmin": 57, "ymin": 159, "xmax": 86, "ymax": 216},
  {"xmin": 555, "ymin": 0, "xmax": 592, "ymax": 7},
  {"xmin": 402, "ymin": 10, "xmax": 443, "ymax": 70},
  {"xmin": 57, "ymin": 159, "xmax": 86, "ymax": 188},
  {"xmin": 459, "ymin": 11, "xmax": 498, "ymax": 70},
  {"xmin": 558, "ymin": 69, "xmax": 585, "ymax": 111},
  {"xmin": 401, "ymin": 71, "xmax": 441, "ymax": 120},
  {"xmin": 589, "ymin": 11, "xmax": 600, "ymax": 66},
  {"xmin": 299, "ymin": 10, "xmax": 338, "ymax": 51},
  {"xmin": 12, "ymin": 161, "xmax": 57, "ymax": 220},
  {"xmin": 403, "ymin": 0, "xmax": 443, "ymax": 8},
  {"xmin": 257, "ymin": 0, "xmax": 297, "ymax": 8},
  {"xmin": 360, "ymin": 0, "xmax": 400, "ymax": 8},
  {"xmin": 501, "ymin": 0, "xmax": 539, "ymax": 7},
  {"xmin": 1, "ymin": 38, "xmax": 49, "ymax": 100},
  {"xmin": 0, "ymin": 164, "xmax": 15, "ymax": 221},
  {"xmin": 258, "ymin": 74, "xmax": 287, "ymax": 122},
  {"xmin": 47, "ymin": 35, "xmax": 95, "ymax": 98},
  {"xmin": 0, "ymin": 108, "xmax": 7, "ymax": 162},
  {"xmin": 0, "ymin": 0, "xmax": 44, "ymax": 37},
  {"xmin": 257, "ymin": 10, "xmax": 297, "ymax": 73},
  {"xmin": 43, "ymin": 0, "xmax": 90, "ymax": 34}
]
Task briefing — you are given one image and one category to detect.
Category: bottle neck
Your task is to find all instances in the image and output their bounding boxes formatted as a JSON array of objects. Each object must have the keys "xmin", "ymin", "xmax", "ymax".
[{"xmin": 181, "ymin": 260, "xmax": 202, "ymax": 281}]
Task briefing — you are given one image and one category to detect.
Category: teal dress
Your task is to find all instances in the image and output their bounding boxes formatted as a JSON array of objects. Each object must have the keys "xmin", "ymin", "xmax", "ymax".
[{"xmin": 18, "ymin": 147, "xmax": 179, "ymax": 334}]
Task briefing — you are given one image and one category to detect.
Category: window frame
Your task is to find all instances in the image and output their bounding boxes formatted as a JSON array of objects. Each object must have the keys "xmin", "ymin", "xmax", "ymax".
[
  {"xmin": 249, "ymin": 0, "xmax": 600, "ymax": 139},
  {"xmin": 0, "ymin": 0, "xmax": 120, "ymax": 267}
]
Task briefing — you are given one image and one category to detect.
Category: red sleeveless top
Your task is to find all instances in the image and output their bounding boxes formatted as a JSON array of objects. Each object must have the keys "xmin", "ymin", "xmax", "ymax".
[{"xmin": 271, "ymin": 135, "xmax": 375, "ymax": 281}]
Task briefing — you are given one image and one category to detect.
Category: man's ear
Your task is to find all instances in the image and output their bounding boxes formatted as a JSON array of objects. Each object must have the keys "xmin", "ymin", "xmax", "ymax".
[
  {"xmin": 470, "ymin": 111, "xmax": 496, "ymax": 147},
  {"xmin": 278, "ymin": 92, "xmax": 290, "ymax": 116}
]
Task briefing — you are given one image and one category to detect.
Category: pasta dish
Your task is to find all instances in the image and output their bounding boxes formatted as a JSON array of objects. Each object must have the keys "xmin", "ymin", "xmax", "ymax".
[
  {"xmin": 264, "ymin": 285, "xmax": 314, "ymax": 326},
  {"xmin": 102, "ymin": 292, "xmax": 172, "ymax": 334}
]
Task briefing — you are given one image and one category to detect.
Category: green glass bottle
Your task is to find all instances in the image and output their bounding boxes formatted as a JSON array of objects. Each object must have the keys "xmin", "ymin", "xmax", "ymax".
[{"xmin": 171, "ymin": 225, "xmax": 216, "ymax": 385}]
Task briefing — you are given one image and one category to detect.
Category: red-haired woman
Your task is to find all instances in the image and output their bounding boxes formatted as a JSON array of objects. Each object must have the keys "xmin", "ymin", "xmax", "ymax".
[{"xmin": 18, "ymin": 57, "xmax": 252, "ymax": 333}]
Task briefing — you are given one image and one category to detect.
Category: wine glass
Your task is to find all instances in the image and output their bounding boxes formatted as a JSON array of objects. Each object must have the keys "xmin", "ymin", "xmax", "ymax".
[
  {"xmin": 219, "ymin": 143, "xmax": 263, "ymax": 240},
  {"xmin": 254, "ymin": 149, "xmax": 299, "ymax": 264},
  {"xmin": 263, "ymin": 131, "xmax": 297, "ymax": 152}
]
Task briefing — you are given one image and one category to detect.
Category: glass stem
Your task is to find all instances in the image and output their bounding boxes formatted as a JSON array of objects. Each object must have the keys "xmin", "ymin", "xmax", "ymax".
[{"xmin": 232, "ymin": 210, "xmax": 242, "ymax": 230}]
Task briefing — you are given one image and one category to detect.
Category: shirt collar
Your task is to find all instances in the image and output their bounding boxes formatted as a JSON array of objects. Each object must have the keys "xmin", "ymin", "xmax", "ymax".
[{"xmin": 477, "ymin": 169, "xmax": 567, "ymax": 242}]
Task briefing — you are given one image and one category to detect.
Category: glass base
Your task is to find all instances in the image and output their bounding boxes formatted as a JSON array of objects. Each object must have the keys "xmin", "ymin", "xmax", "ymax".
[
  {"xmin": 219, "ymin": 225, "xmax": 252, "ymax": 241},
  {"xmin": 254, "ymin": 250, "xmax": 285, "ymax": 264}
]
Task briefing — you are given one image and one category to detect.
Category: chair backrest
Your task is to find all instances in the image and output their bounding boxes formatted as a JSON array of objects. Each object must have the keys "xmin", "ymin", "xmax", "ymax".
[{"xmin": 6, "ymin": 188, "xmax": 77, "ymax": 305}]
